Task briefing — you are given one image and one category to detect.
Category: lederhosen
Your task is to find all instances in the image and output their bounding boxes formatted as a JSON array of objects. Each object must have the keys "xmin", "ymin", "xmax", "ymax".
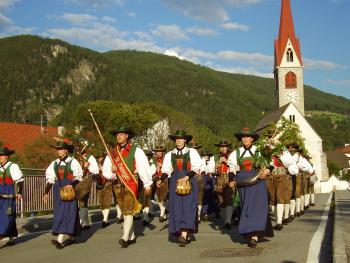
[
  {"xmin": 96, "ymin": 156, "xmax": 115, "ymax": 210},
  {"xmin": 111, "ymin": 144, "xmax": 138, "ymax": 216},
  {"xmin": 267, "ymin": 157, "xmax": 292, "ymax": 205},
  {"xmin": 75, "ymin": 154, "xmax": 93, "ymax": 208},
  {"xmin": 291, "ymin": 156, "xmax": 302, "ymax": 200},
  {"xmin": 236, "ymin": 147, "xmax": 273, "ymax": 239},
  {"xmin": 152, "ymin": 157, "xmax": 168, "ymax": 202},
  {"xmin": 0, "ymin": 163, "xmax": 18, "ymax": 238},
  {"xmin": 168, "ymin": 150, "xmax": 198, "ymax": 234},
  {"xmin": 300, "ymin": 171, "xmax": 309, "ymax": 197},
  {"xmin": 139, "ymin": 160, "xmax": 153, "ymax": 209},
  {"xmin": 215, "ymin": 154, "xmax": 233, "ymax": 207},
  {"xmin": 52, "ymin": 160, "xmax": 80, "ymax": 236}
]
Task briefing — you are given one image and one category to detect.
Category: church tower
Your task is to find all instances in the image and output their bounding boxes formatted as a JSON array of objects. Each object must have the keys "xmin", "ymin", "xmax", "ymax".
[{"xmin": 274, "ymin": 0, "xmax": 305, "ymax": 116}]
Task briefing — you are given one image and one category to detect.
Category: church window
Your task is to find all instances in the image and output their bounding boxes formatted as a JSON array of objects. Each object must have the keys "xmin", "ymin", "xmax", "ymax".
[
  {"xmin": 286, "ymin": 48, "xmax": 293, "ymax": 62},
  {"xmin": 285, "ymin": 71, "xmax": 297, "ymax": 89},
  {"xmin": 289, "ymin": 115, "xmax": 296, "ymax": 122}
]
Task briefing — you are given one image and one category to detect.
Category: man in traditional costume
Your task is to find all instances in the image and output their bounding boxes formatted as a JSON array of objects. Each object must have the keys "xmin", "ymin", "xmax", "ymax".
[
  {"xmin": 162, "ymin": 130, "xmax": 202, "ymax": 247},
  {"xmin": 189, "ymin": 141, "xmax": 206, "ymax": 223},
  {"xmin": 0, "ymin": 145, "xmax": 23, "ymax": 246},
  {"xmin": 201, "ymin": 151, "xmax": 216, "ymax": 222},
  {"xmin": 140, "ymin": 150, "xmax": 156, "ymax": 226},
  {"xmin": 214, "ymin": 140, "xmax": 234, "ymax": 229},
  {"xmin": 151, "ymin": 145, "xmax": 168, "ymax": 223},
  {"xmin": 228, "ymin": 128, "xmax": 273, "ymax": 248},
  {"xmin": 75, "ymin": 139, "xmax": 99, "ymax": 230},
  {"xmin": 102, "ymin": 127, "xmax": 153, "ymax": 248},
  {"xmin": 297, "ymin": 151, "xmax": 314, "ymax": 214},
  {"xmin": 44, "ymin": 140, "xmax": 83, "ymax": 249}
]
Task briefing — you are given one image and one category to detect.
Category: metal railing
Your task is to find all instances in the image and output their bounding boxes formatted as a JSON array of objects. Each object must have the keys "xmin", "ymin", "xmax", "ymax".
[{"xmin": 16, "ymin": 170, "xmax": 100, "ymax": 217}]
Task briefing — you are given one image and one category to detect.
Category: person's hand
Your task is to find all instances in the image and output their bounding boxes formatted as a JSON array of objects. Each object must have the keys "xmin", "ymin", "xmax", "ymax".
[
  {"xmin": 43, "ymin": 194, "xmax": 49, "ymax": 204},
  {"xmin": 229, "ymin": 181, "xmax": 236, "ymax": 188},
  {"xmin": 83, "ymin": 162, "xmax": 90, "ymax": 168},
  {"xmin": 16, "ymin": 194, "xmax": 23, "ymax": 200},
  {"xmin": 144, "ymin": 187, "xmax": 151, "ymax": 196},
  {"xmin": 258, "ymin": 169, "xmax": 270, "ymax": 180},
  {"xmin": 157, "ymin": 180, "xmax": 161, "ymax": 188}
]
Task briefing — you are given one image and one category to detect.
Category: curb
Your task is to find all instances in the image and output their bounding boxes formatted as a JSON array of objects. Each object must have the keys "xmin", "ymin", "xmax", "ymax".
[{"xmin": 333, "ymin": 191, "xmax": 348, "ymax": 263}]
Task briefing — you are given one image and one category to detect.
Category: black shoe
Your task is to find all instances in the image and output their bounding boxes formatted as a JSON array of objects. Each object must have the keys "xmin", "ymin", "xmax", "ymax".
[
  {"xmin": 51, "ymin": 239, "xmax": 65, "ymax": 250},
  {"xmin": 305, "ymin": 205, "xmax": 309, "ymax": 210},
  {"xmin": 301, "ymin": 211, "xmax": 304, "ymax": 215},
  {"xmin": 64, "ymin": 238, "xmax": 76, "ymax": 246},
  {"xmin": 310, "ymin": 203, "xmax": 315, "ymax": 206},
  {"xmin": 215, "ymin": 213, "xmax": 221, "ymax": 219},
  {"xmin": 143, "ymin": 220, "xmax": 150, "ymax": 226},
  {"xmin": 248, "ymin": 239, "xmax": 257, "ymax": 248},
  {"xmin": 232, "ymin": 218, "xmax": 239, "ymax": 225},
  {"xmin": 6, "ymin": 240, "xmax": 15, "ymax": 246},
  {"xmin": 223, "ymin": 223, "xmax": 231, "ymax": 230},
  {"xmin": 187, "ymin": 234, "xmax": 196, "ymax": 243},
  {"xmin": 285, "ymin": 217, "xmax": 293, "ymax": 224},
  {"xmin": 159, "ymin": 216, "xmax": 166, "ymax": 223},
  {"xmin": 128, "ymin": 239, "xmax": 136, "ymax": 246},
  {"xmin": 102, "ymin": 221, "xmax": 110, "ymax": 228},
  {"xmin": 290, "ymin": 215, "xmax": 295, "ymax": 221},
  {"xmin": 178, "ymin": 237, "xmax": 187, "ymax": 247},
  {"xmin": 82, "ymin": 225, "xmax": 91, "ymax": 230},
  {"xmin": 275, "ymin": 224, "xmax": 283, "ymax": 231},
  {"xmin": 168, "ymin": 234, "xmax": 178, "ymax": 243},
  {"xmin": 133, "ymin": 215, "xmax": 141, "ymax": 220},
  {"xmin": 116, "ymin": 217, "xmax": 123, "ymax": 224},
  {"xmin": 120, "ymin": 239, "xmax": 128, "ymax": 248},
  {"xmin": 296, "ymin": 212, "xmax": 301, "ymax": 217},
  {"xmin": 282, "ymin": 219, "xmax": 289, "ymax": 225}
]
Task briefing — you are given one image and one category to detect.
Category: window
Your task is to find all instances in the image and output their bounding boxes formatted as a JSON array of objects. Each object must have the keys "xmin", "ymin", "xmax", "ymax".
[
  {"xmin": 286, "ymin": 48, "xmax": 293, "ymax": 62},
  {"xmin": 289, "ymin": 115, "xmax": 296, "ymax": 122},
  {"xmin": 285, "ymin": 71, "xmax": 297, "ymax": 89}
]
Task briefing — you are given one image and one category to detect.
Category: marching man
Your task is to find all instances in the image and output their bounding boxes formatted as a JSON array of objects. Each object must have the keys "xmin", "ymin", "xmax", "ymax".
[
  {"xmin": 102, "ymin": 127, "xmax": 153, "ymax": 248},
  {"xmin": 0, "ymin": 145, "xmax": 23, "ymax": 246}
]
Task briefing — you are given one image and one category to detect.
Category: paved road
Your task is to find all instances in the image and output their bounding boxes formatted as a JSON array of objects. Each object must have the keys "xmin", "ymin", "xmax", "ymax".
[
  {"xmin": 0, "ymin": 193, "xmax": 332, "ymax": 263},
  {"xmin": 335, "ymin": 190, "xmax": 350, "ymax": 262}
]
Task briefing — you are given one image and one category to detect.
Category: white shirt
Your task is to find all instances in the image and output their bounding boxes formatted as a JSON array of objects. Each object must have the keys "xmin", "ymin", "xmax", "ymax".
[
  {"xmin": 298, "ymin": 155, "xmax": 314, "ymax": 174},
  {"xmin": 87, "ymin": 155, "xmax": 99, "ymax": 174},
  {"xmin": 0, "ymin": 161, "xmax": 23, "ymax": 183},
  {"xmin": 149, "ymin": 160, "xmax": 157, "ymax": 175},
  {"xmin": 102, "ymin": 147, "xmax": 153, "ymax": 188},
  {"xmin": 161, "ymin": 147, "xmax": 203, "ymax": 176},
  {"xmin": 272, "ymin": 150, "xmax": 299, "ymax": 175},
  {"xmin": 202, "ymin": 156, "xmax": 216, "ymax": 174},
  {"xmin": 228, "ymin": 145, "xmax": 258, "ymax": 173},
  {"xmin": 45, "ymin": 156, "xmax": 83, "ymax": 184}
]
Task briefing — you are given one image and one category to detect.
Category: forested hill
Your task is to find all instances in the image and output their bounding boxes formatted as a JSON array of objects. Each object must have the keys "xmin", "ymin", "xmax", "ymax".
[{"xmin": 1, "ymin": 34, "xmax": 349, "ymax": 145}]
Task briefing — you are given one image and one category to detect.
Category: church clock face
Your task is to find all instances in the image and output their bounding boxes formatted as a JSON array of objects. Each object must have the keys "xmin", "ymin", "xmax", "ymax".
[{"xmin": 285, "ymin": 90, "xmax": 298, "ymax": 104}]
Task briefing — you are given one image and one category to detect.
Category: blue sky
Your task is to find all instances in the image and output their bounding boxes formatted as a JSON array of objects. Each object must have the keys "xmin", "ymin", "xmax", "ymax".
[{"xmin": 1, "ymin": 0, "xmax": 349, "ymax": 99}]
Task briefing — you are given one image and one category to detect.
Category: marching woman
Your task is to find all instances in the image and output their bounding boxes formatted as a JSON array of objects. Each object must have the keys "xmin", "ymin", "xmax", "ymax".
[
  {"xmin": 44, "ymin": 140, "xmax": 83, "ymax": 249},
  {"xmin": 161, "ymin": 130, "xmax": 202, "ymax": 247},
  {"xmin": 0, "ymin": 145, "xmax": 23, "ymax": 246},
  {"xmin": 228, "ymin": 128, "xmax": 273, "ymax": 248}
]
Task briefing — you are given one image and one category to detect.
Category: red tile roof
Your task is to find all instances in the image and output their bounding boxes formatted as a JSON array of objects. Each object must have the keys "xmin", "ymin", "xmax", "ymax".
[
  {"xmin": 0, "ymin": 122, "xmax": 58, "ymax": 153},
  {"xmin": 274, "ymin": 0, "xmax": 303, "ymax": 67},
  {"xmin": 337, "ymin": 145, "xmax": 350, "ymax": 154}
]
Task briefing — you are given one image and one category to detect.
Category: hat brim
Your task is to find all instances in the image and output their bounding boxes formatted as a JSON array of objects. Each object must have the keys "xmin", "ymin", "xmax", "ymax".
[
  {"xmin": 214, "ymin": 143, "xmax": 232, "ymax": 147},
  {"xmin": 153, "ymin": 148, "xmax": 166, "ymax": 152},
  {"xmin": 0, "ymin": 150, "xmax": 15, "ymax": 156},
  {"xmin": 168, "ymin": 135, "xmax": 193, "ymax": 142},
  {"xmin": 234, "ymin": 133, "xmax": 259, "ymax": 141},
  {"xmin": 110, "ymin": 130, "xmax": 135, "ymax": 138},
  {"xmin": 50, "ymin": 145, "xmax": 72, "ymax": 150}
]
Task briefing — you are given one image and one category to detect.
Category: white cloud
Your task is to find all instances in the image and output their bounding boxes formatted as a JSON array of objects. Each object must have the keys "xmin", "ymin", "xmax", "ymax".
[
  {"xmin": 164, "ymin": 49, "xmax": 185, "ymax": 60},
  {"xmin": 134, "ymin": 31, "xmax": 152, "ymax": 41},
  {"xmin": 220, "ymin": 22, "xmax": 250, "ymax": 31},
  {"xmin": 151, "ymin": 24, "xmax": 188, "ymax": 41},
  {"xmin": 101, "ymin": 16, "xmax": 117, "ymax": 23},
  {"xmin": 324, "ymin": 79, "xmax": 350, "ymax": 87},
  {"xmin": 0, "ymin": 13, "xmax": 12, "ymax": 26},
  {"xmin": 215, "ymin": 65, "xmax": 273, "ymax": 78},
  {"xmin": 217, "ymin": 50, "xmax": 273, "ymax": 65},
  {"xmin": 126, "ymin": 12, "xmax": 137, "ymax": 18},
  {"xmin": 304, "ymin": 58, "xmax": 345, "ymax": 70},
  {"xmin": 160, "ymin": 0, "xmax": 229, "ymax": 22},
  {"xmin": 66, "ymin": 0, "xmax": 124, "ymax": 8},
  {"xmin": 224, "ymin": 0, "xmax": 263, "ymax": 8},
  {"xmin": 0, "ymin": 0, "xmax": 20, "ymax": 12},
  {"xmin": 62, "ymin": 13, "xmax": 97, "ymax": 26},
  {"xmin": 186, "ymin": 26, "xmax": 218, "ymax": 36}
]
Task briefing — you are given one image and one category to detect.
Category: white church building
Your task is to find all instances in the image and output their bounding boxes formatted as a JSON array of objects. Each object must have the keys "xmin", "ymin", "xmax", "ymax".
[{"xmin": 255, "ymin": 0, "xmax": 329, "ymax": 192}]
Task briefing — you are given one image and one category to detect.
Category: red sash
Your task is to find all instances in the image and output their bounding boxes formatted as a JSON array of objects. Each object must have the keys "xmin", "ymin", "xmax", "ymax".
[{"xmin": 112, "ymin": 147, "xmax": 138, "ymax": 197}]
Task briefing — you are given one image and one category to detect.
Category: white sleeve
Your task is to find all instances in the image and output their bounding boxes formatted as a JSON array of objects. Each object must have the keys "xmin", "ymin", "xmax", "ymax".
[
  {"xmin": 45, "ymin": 161, "xmax": 57, "ymax": 184},
  {"xmin": 10, "ymin": 163, "xmax": 24, "ymax": 183},
  {"xmin": 71, "ymin": 159, "xmax": 83, "ymax": 181},
  {"xmin": 208, "ymin": 157, "xmax": 216, "ymax": 174},
  {"xmin": 150, "ymin": 163, "xmax": 157, "ymax": 175},
  {"xmin": 189, "ymin": 148, "xmax": 203, "ymax": 174},
  {"xmin": 297, "ymin": 156, "xmax": 310, "ymax": 172},
  {"xmin": 87, "ymin": 155, "xmax": 100, "ymax": 174},
  {"xmin": 135, "ymin": 147, "xmax": 153, "ymax": 188},
  {"xmin": 288, "ymin": 162, "xmax": 299, "ymax": 175},
  {"xmin": 161, "ymin": 152, "xmax": 173, "ymax": 176},
  {"xmin": 200, "ymin": 158, "xmax": 207, "ymax": 173},
  {"xmin": 279, "ymin": 150, "xmax": 294, "ymax": 168},
  {"xmin": 102, "ymin": 156, "xmax": 116, "ymax": 180},
  {"xmin": 228, "ymin": 151, "xmax": 239, "ymax": 173}
]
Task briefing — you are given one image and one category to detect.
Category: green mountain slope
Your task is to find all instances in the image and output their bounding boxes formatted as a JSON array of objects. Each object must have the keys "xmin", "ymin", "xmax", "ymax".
[{"xmin": 1, "ymin": 35, "xmax": 349, "ymax": 148}]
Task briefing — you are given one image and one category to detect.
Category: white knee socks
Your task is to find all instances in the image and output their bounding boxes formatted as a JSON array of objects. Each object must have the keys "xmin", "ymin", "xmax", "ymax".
[
  {"xmin": 311, "ymin": 193, "xmax": 315, "ymax": 204},
  {"xmin": 143, "ymin": 207, "xmax": 150, "ymax": 222},
  {"xmin": 290, "ymin": 199, "xmax": 296, "ymax": 216},
  {"xmin": 300, "ymin": 196, "xmax": 305, "ymax": 211},
  {"xmin": 116, "ymin": 205, "xmax": 123, "ymax": 219},
  {"xmin": 159, "ymin": 201, "xmax": 166, "ymax": 217},
  {"xmin": 305, "ymin": 194, "xmax": 310, "ymax": 207},
  {"xmin": 284, "ymin": 204, "xmax": 290, "ymax": 219},
  {"xmin": 57, "ymin": 234, "xmax": 64, "ymax": 244},
  {"xmin": 122, "ymin": 215, "xmax": 134, "ymax": 241},
  {"xmin": 102, "ymin": 209, "xmax": 109, "ymax": 222},
  {"xmin": 276, "ymin": 204, "xmax": 284, "ymax": 224},
  {"xmin": 198, "ymin": 205, "xmax": 202, "ymax": 220}
]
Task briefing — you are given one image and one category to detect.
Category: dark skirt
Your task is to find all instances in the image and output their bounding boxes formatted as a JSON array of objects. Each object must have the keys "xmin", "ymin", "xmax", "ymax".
[
  {"xmin": 236, "ymin": 170, "xmax": 273, "ymax": 238},
  {"xmin": 0, "ymin": 184, "xmax": 18, "ymax": 238},
  {"xmin": 202, "ymin": 174, "xmax": 219, "ymax": 215},
  {"xmin": 168, "ymin": 170, "xmax": 198, "ymax": 234},
  {"xmin": 52, "ymin": 179, "xmax": 81, "ymax": 236}
]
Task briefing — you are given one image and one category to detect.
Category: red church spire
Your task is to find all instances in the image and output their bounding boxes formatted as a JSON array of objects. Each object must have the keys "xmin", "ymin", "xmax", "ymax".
[{"xmin": 274, "ymin": 0, "xmax": 302, "ymax": 67}]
